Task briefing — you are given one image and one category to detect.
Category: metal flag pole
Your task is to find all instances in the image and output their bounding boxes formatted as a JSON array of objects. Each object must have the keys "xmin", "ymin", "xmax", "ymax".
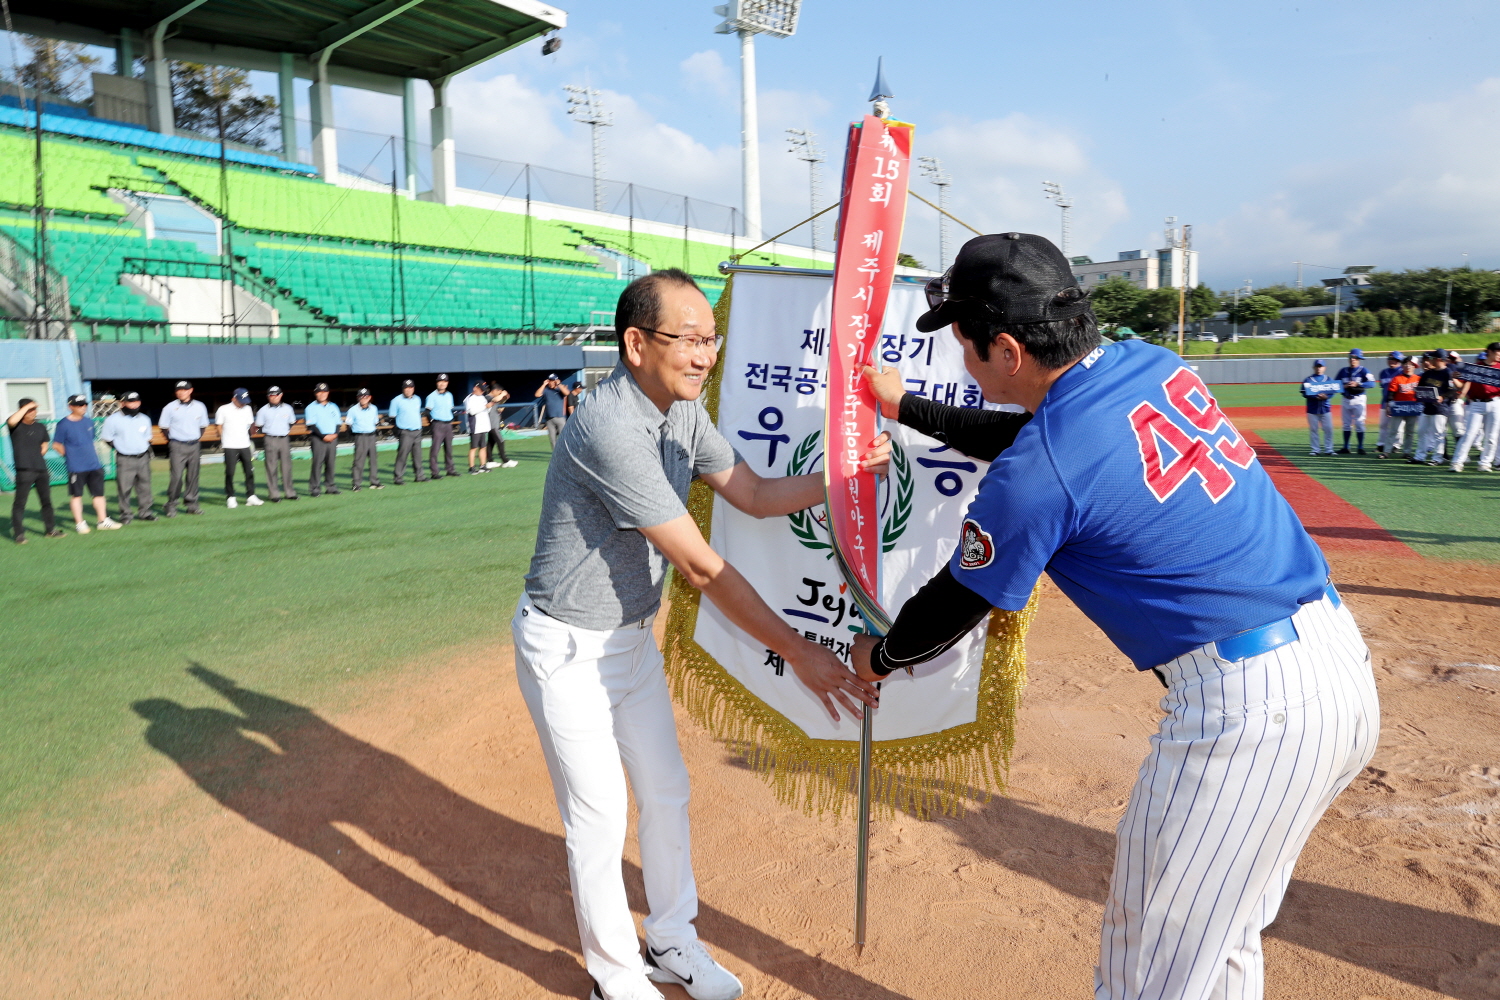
[{"xmin": 855, "ymin": 679, "xmax": 877, "ymax": 953}]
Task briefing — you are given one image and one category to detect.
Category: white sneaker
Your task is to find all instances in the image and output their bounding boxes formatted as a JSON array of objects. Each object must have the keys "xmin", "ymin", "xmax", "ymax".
[
  {"xmin": 502, "ymin": 460, "xmax": 518, "ymax": 468},
  {"xmin": 645, "ymin": 942, "xmax": 743, "ymax": 1000},
  {"xmin": 485, "ymin": 461, "xmax": 501, "ymax": 468},
  {"xmin": 588, "ymin": 981, "xmax": 663, "ymax": 1000},
  {"xmin": 227, "ymin": 496, "xmax": 238, "ymax": 509},
  {"xmin": 245, "ymin": 495, "xmax": 264, "ymax": 506},
  {"xmin": 97, "ymin": 517, "xmax": 123, "ymax": 530},
  {"xmin": 75, "ymin": 521, "xmax": 90, "ymax": 534}
]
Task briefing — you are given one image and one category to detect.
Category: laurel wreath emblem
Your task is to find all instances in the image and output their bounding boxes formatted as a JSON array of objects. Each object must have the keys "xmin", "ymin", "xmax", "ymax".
[{"xmin": 785, "ymin": 430, "xmax": 912, "ymax": 555}]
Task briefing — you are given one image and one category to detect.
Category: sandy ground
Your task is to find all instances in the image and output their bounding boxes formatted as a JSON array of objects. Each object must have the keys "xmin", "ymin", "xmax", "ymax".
[{"xmin": 3, "ymin": 549, "xmax": 1497, "ymax": 1000}]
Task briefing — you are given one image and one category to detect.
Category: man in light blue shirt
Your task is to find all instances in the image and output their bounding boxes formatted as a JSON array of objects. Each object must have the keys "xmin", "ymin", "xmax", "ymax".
[
  {"xmin": 425, "ymin": 374, "xmax": 458, "ymax": 479},
  {"xmin": 389, "ymin": 379, "xmax": 427, "ymax": 485},
  {"xmin": 158, "ymin": 379, "xmax": 209, "ymax": 516},
  {"xmin": 304, "ymin": 382, "xmax": 343, "ymax": 496},
  {"xmin": 347, "ymin": 387, "xmax": 384, "ymax": 490},
  {"xmin": 101, "ymin": 390, "xmax": 157, "ymax": 522},
  {"xmin": 256, "ymin": 385, "xmax": 299, "ymax": 502}
]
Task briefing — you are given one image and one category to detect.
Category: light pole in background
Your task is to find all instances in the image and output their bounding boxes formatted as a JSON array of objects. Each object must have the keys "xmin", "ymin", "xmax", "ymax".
[
  {"xmin": 785, "ymin": 127, "xmax": 826, "ymax": 253},
  {"xmin": 1041, "ymin": 180, "xmax": 1073, "ymax": 257},
  {"xmin": 715, "ymin": 0, "xmax": 802, "ymax": 241},
  {"xmin": 1231, "ymin": 278, "xmax": 1253, "ymax": 343},
  {"xmin": 564, "ymin": 85, "xmax": 611, "ymax": 212},
  {"xmin": 918, "ymin": 156, "xmax": 952, "ymax": 271}
]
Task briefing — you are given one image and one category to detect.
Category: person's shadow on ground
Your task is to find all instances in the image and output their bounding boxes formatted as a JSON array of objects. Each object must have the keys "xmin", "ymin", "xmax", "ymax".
[{"xmin": 134, "ymin": 666, "xmax": 913, "ymax": 1000}]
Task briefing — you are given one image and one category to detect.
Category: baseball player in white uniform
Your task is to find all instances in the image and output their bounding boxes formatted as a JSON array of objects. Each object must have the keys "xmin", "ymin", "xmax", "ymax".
[
  {"xmin": 1333, "ymin": 349, "xmax": 1375, "ymax": 454},
  {"xmin": 854, "ymin": 233, "xmax": 1380, "ymax": 1000}
]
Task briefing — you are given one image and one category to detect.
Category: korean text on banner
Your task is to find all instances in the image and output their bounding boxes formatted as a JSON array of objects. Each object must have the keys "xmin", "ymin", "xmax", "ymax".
[{"xmin": 825, "ymin": 115, "xmax": 914, "ymax": 626}]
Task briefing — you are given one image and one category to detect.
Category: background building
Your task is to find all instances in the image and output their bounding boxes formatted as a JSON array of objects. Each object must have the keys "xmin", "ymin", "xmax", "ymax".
[{"xmin": 1069, "ymin": 244, "xmax": 1200, "ymax": 291}]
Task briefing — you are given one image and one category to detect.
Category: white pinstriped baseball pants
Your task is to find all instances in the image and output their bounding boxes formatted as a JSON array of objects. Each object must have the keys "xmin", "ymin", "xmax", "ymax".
[{"xmin": 1095, "ymin": 594, "xmax": 1379, "ymax": 1000}]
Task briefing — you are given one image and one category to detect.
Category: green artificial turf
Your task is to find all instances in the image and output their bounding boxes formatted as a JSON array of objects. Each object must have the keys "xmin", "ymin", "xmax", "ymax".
[
  {"xmin": 1182, "ymin": 333, "xmax": 1496, "ymax": 356},
  {"xmin": 0, "ymin": 438, "xmax": 553, "ymax": 822},
  {"xmin": 1204, "ymin": 383, "xmax": 1301, "ymax": 408},
  {"xmin": 1257, "ymin": 428, "xmax": 1500, "ymax": 562}
]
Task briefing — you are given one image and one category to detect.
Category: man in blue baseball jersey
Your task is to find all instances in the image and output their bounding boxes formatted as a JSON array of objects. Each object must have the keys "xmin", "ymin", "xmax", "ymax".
[
  {"xmin": 304, "ymin": 383, "xmax": 343, "ymax": 496},
  {"xmin": 426, "ymin": 375, "xmax": 459, "ymax": 479},
  {"xmin": 1333, "ymin": 348, "xmax": 1375, "ymax": 454},
  {"xmin": 1302, "ymin": 360, "xmax": 1336, "ymax": 456},
  {"xmin": 853, "ymin": 233, "xmax": 1378, "ymax": 1000},
  {"xmin": 390, "ymin": 379, "xmax": 427, "ymax": 485}
]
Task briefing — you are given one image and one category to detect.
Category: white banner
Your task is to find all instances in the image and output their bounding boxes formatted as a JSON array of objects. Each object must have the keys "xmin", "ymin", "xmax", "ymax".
[{"xmin": 692, "ymin": 270, "xmax": 1019, "ymax": 743}]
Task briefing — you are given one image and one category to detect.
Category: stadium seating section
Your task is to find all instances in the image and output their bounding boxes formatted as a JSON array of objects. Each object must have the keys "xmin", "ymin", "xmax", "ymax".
[{"xmin": 1, "ymin": 124, "xmax": 816, "ymax": 336}]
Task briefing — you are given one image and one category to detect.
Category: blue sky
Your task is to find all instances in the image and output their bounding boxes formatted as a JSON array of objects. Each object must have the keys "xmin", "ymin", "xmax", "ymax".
[{"xmin": 14, "ymin": 1, "xmax": 1500, "ymax": 288}]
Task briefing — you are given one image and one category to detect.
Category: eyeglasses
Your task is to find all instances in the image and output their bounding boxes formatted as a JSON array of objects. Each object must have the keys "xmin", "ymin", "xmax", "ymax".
[
  {"xmin": 639, "ymin": 327, "xmax": 722, "ymax": 353},
  {"xmin": 923, "ymin": 267, "xmax": 1000, "ymax": 318}
]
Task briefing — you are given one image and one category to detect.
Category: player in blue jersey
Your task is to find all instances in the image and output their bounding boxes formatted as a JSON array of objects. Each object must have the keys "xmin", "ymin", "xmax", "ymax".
[
  {"xmin": 1333, "ymin": 348, "xmax": 1376, "ymax": 454},
  {"xmin": 1302, "ymin": 360, "xmax": 1336, "ymax": 455},
  {"xmin": 855, "ymin": 233, "xmax": 1379, "ymax": 1000}
]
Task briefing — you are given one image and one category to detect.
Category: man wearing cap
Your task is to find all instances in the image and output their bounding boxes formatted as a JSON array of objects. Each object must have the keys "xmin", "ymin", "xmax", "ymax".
[
  {"xmin": 1375, "ymin": 351, "xmax": 1405, "ymax": 455},
  {"xmin": 516, "ymin": 269, "xmax": 886, "ymax": 1000},
  {"xmin": 390, "ymin": 379, "xmax": 427, "ymax": 485},
  {"xmin": 1333, "ymin": 348, "xmax": 1374, "ymax": 455},
  {"xmin": 256, "ymin": 386, "xmax": 298, "ymax": 501},
  {"xmin": 347, "ymin": 388, "xmax": 384, "ymax": 490},
  {"xmin": 1444, "ymin": 349, "xmax": 1468, "ymax": 456},
  {"xmin": 1451, "ymin": 341, "xmax": 1500, "ymax": 473},
  {"xmin": 849, "ymin": 233, "xmax": 1375, "ymax": 1000},
  {"xmin": 465, "ymin": 381, "xmax": 491, "ymax": 474},
  {"xmin": 53, "ymin": 394, "xmax": 122, "ymax": 533},
  {"xmin": 1302, "ymin": 361, "xmax": 1337, "ymax": 456},
  {"xmin": 304, "ymin": 383, "xmax": 343, "ymax": 496},
  {"xmin": 7, "ymin": 397, "xmax": 63, "ymax": 543},
  {"xmin": 426, "ymin": 375, "xmax": 459, "ymax": 479},
  {"xmin": 1382, "ymin": 356, "xmax": 1423, "ymax": 459},
  {"xmin": 100, "ymin": 391, "xmax": 157, "ymax": 522},
  {"xmin": 159, "ymin": 380, "xmax": 209, "ymax": 516},
  {"xmin": 216, "ymin": 389, "xmax": 263, "ymax": 509},
  {"xmin": 535, "ymin": 373, "xmax": 571, "ymax": 448},
  {"xmin": 1413, "ymin": 352, "xmax": 1457, "ymax": 465},
  {"xmin": 486, "ymin": 384, "xmax": 519, "ymax": 469}
]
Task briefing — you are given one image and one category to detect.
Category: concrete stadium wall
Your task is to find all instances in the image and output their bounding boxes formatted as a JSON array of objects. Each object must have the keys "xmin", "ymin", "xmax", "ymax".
[
  {"xmin": 78, "ymin": 343, "xmax": 616, "ymax": 381},
  {"xmin": 1188, "ymin": 358, "xmax": 1310, "ymax": 384},
  {"xmin": 0, "ymin": 339, "xmax": 88, "ymax": 414}
]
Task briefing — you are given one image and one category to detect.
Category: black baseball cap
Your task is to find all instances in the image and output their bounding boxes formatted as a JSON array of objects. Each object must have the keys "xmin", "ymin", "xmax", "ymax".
[
  {"xmin": 314, "ymin": 382, "xmax": 330, "ymax": 392},
  {"xmin": 268, "ymin": 385, "xmax": 283, "ymax": 395},
  {"xmin": 122, "ymin": 391, "xmax": 141, "ymax": 402},
  {"xmin": 358, "ymin": 387, "xmax": 372, "ymax": 397},
  {"xmin": 437, "ymin": 373, "xmax": 449, "ymax": 381},
  {"xmin": 402, "ymin": 378, "xmax": 414, "ymax": 387},
  {"xmin": 67, "ymin": 393, "xmax": 87, "ymax": 406},
  {"xmin": 915, "ymin": 232, "xmax": 1088, "ymax": 333},
  {"xmin": 175, "ymin": 380, "xmax": 193, "ymax": 389}
]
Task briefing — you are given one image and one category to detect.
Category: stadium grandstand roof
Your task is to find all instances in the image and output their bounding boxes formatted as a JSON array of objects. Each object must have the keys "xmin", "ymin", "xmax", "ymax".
[{"xmin": 9, "ymin": 0, "xmax": 565, "ymax": 89}]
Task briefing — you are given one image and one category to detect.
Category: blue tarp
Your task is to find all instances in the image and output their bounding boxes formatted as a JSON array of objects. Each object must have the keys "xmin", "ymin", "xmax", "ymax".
[{"xmin": 0, "ymin": 105, "xmax": 317, "ymax": 175}]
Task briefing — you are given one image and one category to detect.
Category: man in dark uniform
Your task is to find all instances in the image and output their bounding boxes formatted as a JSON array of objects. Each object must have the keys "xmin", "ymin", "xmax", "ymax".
[{"xmin": 6, "ymin": 398, "xmax": 63, "ymax": 543}]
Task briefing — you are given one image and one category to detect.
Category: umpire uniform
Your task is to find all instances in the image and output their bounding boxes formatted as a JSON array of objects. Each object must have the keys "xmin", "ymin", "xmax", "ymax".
[
  {"xmin": 256, "ymin": 386, "xmax": 298, "ymax": 501},
  {"xmin": 100, "ymin": 392, "xmax": 156, "ymax": 522},
  {"xmin": 304, "ymin": 383, "xmax": 343, "ymax": 495},
  {"xmin": 389, "ymin": 380, "xmax": 427, "ymax": 485},
  {"xmin": 426, "ymin": 375, "xmax": 458, "ymax": 478},
  {"xmin": 159, "ymin": 380, "xmax": 209, "ymax": 516},
  {"xmin": 861, "ymin": 234, "xmax": 1377, "ymax": 1000},
  {"xmin": 347, "ymin": 389, "xmax": 382, "ymax": 489}
]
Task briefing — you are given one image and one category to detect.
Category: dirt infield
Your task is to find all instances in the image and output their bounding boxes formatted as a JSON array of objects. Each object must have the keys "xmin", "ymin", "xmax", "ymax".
[{"xmin": 3, "ymin": 548, "xmax": 1497, "ymax": 1000}]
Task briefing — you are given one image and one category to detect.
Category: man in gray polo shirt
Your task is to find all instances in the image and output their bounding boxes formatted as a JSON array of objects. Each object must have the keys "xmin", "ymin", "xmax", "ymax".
[
  {"xmin": 159, "ymin": 380, "xmax": 209, "ymax": 517},
  {"xmin": 256, "ymin": 386, "xmax": 298, "ymax": 501},
  {"xmin": 514, "ymin": 269, "xmax": 887, "ymax": 1000}
]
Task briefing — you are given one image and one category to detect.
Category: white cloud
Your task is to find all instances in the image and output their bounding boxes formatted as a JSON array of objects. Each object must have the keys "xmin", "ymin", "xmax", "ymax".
[
  {"xmin": 680, "ymin": 50, "xmax": 734, "ymax": 99},
  {"xmin": 1201, "ymin": 77, "xmax": 1500, "ymax": 284}
]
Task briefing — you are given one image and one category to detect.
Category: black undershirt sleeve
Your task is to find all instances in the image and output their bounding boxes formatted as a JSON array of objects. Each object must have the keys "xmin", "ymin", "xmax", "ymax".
[
  {"xmin": 870, "ymin": 565, "xmax": 993, "ymax": 676},
  {"xmin": 896, "ymin": 394, "xmax": 1032, "ymax": 463}
]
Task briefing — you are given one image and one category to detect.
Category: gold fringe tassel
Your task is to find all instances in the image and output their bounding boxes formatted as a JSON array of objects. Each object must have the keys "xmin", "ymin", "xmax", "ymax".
[{"xmin": 661, "ymin": 272, "xmax": 1039, "ymax": 820}]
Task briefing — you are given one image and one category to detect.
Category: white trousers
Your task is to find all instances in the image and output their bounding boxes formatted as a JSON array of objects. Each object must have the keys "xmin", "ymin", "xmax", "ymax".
[
  {"xmin": 1305, "ymin": 412, "xmax": 1333, "ymax": 454},
  {"xmin": 1340, "ymin": 396, "xmax": 1366, "ymax": 433},
  {"xmin": 1095, "ymin": 595, "xmax": 1379, "ymax": 1000},
  {"xmin": 1451, "ymin": 399, "xmax": 1498, "ymax": 470},
  {"xmin": 512, "ymin": 595, "xmax": 699, "ymax": 998},
  {"xmin": 1376, "ymin": 405, "xmax": 1392, "ymax": 450},
  {"xmin": 1387, "ymin": 413, "xmax": 1420, "ymax": 455},
  {"xmin": 1415, "ymin": 413, "xmax": 1448, "ymax": 462}
]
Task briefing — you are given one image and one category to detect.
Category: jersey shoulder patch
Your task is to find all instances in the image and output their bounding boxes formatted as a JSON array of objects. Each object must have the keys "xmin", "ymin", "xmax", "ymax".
[{"xmin": 958, "ymin": 518, "xmax": 996, "ymax": 570}]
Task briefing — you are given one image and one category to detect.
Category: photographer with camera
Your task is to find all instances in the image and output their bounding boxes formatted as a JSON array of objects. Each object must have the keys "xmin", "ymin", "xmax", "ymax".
[{"xmin": 535, "ymin": 374, "xmax": 573, "ymax": 449}]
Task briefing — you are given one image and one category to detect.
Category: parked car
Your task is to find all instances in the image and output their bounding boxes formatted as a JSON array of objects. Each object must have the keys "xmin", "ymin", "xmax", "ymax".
[{"xmin": 1193, "ymin": 334, "xmax": 1218, "ymax": 342}]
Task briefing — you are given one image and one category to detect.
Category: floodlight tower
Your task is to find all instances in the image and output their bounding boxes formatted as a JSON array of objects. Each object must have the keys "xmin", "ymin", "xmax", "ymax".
[
  {"xmin": 918, "ymin": 156, "xmax": 952, "ymax": 270},
  {"xmin": 785, "ymin": 128, "xmax": 825, "ymax": 253},
  {"xmin": 564, "ymin": 85, "xmax": 611, "ymax": 211},
  {"xmin": 1041, "ymin": 180, "xmax": 1073, "ymax": 256},
  {"xmin": 715, "ymin": 0, "xmax": 802, "ymax": 241}
]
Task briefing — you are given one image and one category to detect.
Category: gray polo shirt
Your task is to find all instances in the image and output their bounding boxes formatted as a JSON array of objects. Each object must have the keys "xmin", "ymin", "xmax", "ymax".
[
  {"xmin": 159, "ymin": 398, "xmax": 209, "ymax": 443},
  {"xmin": 525, "ymin": 365, "xmax": 739, "ymax": 630}
]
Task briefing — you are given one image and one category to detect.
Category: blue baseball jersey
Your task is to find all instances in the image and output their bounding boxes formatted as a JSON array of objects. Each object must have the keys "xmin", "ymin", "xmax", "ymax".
[
  {"xmin": 951, "ymin": 340, "xmax": 1329, "ymax": 671},
  {"xmin": 1377, "ymin": 364, "xmax": 1402, "ymax": 403},
  {"xmin": 1302, "ymin": 374, "xmax": 1335, "ymax": 414},
  {"xmin": 1333, "ymin": 365, "xmax": 1374, "ymax": 397}
]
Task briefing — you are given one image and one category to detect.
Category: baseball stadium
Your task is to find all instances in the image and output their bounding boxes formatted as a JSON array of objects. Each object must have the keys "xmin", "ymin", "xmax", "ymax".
[{"xmin": 1, "ymin": 3, "xmax": 1497, "ymax": 1000}]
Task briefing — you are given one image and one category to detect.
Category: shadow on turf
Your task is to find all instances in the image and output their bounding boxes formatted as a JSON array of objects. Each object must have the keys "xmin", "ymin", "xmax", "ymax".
[{"xmin": 132, "ymin": 666, "xmax": 913, "ymax": 1000}]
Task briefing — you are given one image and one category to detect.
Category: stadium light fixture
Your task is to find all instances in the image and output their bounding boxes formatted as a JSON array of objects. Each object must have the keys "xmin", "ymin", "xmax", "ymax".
[
  {"xmin": 714, "ymin": 1, "xmax": 803, "ymax": 240},
  {"xmin": 564, "ymin": 85, "xmax": 612, "ymax": 212},
  {"xmin": 786, "ymin": 128, "xmax": 826, "ymax": 253},
  {"xmin": 918, "ymin": 156, "xmax": 952, "ymax": 270},
  {"xmin": 1041, "ymin": 180, "xmax": 1073, "ymax": 257},
  {"xmin": 542, "ymin": 35, "xmax": 562, "ymax": 56}
]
